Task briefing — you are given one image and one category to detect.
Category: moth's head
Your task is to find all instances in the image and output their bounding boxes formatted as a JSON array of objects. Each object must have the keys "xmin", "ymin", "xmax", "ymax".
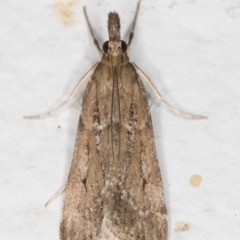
[{"xmin": 102, "ymin": 12, "xmax": 127, "ymax": 57}]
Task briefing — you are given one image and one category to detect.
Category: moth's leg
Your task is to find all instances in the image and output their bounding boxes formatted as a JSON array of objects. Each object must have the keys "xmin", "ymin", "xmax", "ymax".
[
  {"xmin": 45, "ymin": 185, "xmax": 66, "ymax": 207},
  {"xmin": 133, "ymin": 63, "xmax": 207, "ymax": 119},
  {"xmin": 149, "ymin": 96, "xmax": 157, "ymax": 111},
  {"xmin": 24, "ymin": 64, "xmax": 98, "ymax": 119},
  {"xmin": 128, "ymin": 0, "xmax": 141, "ymax": 48},
  {"xmin": 83, "ymin": 7, "xmax": 103, "ymax": 57}
]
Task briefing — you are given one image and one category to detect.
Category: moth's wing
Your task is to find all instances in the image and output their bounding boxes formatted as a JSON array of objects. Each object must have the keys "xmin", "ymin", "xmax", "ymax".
[
  {"xmin": 100, "ymin": 62, "xmax": 168, "ymax": 240},
  {"xmin": 60, "ymin": 62, "xmax": 167, "ymax": 240},
  {"xmin": 60, "ymin": 62, "xmax": 113, "ymax": 240}
]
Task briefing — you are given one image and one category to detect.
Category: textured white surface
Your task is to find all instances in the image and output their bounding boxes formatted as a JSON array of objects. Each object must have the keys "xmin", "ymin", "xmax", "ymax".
[{"xmin": 0, "ymin": 0, "xmax": 240, "ymax": 239}]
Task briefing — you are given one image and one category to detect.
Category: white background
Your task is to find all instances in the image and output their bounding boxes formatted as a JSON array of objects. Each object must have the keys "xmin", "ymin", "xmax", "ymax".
[{"xmin": 0, "ymin": 0, "xmax": 240, "ymax": 239}]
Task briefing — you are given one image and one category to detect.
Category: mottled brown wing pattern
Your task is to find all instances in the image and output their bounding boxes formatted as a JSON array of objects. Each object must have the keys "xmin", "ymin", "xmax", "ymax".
[
  {"xmin": 60, "ymin": 61, "xmax": 167, "ymax": 240},
  {"xmin": 99, "ymin": 62, "xmax": 167, "ymax": 239},
  {"xmin": 60, "ymin": 62, "xmax": 112, "ymax": 239}
]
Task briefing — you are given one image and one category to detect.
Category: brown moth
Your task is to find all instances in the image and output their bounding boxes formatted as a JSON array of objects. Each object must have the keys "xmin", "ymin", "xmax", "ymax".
[
  {"xmin": 24, "ymin": 1, "xmax": 206, "ymax": 239},
  {"xmin": 60, "ymin": 3, "xmax": 168, "ymax": 240},
  {"xmin": 60, "ymin": 8, "xmax": 168, "ymax": 240}
]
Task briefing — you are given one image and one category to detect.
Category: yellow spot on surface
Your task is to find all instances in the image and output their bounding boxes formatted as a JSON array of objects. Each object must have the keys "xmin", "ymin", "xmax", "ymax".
[
  {"xmin": 54, "ymin": 0, "xmax": 79, "ymax": 25},
  {"xmin": 189, "ymin": 174, "xmax": 202, "ymax": 187},
  {"xmin": 174, "ymin": 221, "xmax": 191, "ymax": 232}
]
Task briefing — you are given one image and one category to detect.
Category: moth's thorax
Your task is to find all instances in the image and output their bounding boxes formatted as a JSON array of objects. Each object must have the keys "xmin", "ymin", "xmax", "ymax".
[{"xmin": 102, "ymin": 52, "xmax": 129, "ymax": 66}]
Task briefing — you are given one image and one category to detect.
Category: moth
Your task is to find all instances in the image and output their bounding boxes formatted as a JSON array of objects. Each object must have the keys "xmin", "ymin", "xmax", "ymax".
[
  {"xmin": 25, "ymin": 1, "xmax": 206, "ymax": 239},
  {"xmin": 61, "ymin": 6, "xmax": 169, "ymax": 239}
]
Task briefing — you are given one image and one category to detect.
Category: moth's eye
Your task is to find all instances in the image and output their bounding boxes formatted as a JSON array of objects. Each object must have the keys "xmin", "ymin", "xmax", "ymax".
[
  {"xmin": 102, "ymin": 41, "xmax": 109, "ymax": 53},
  {"xmin": 121, "ymin": 41, "xmax": 127, "ymax": 53}
]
